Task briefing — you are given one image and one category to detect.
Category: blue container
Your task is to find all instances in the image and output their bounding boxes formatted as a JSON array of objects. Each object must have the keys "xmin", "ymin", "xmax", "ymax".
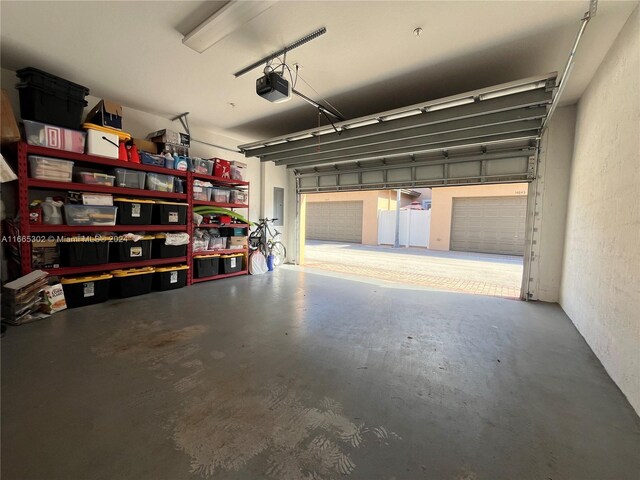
[
  {"xmin": 267, "ymin": 254, "xmax": 274, "ymax": 271},
  {"xmin": 140, "ymin": 151, "xmax": 165, "ymax": 167}
]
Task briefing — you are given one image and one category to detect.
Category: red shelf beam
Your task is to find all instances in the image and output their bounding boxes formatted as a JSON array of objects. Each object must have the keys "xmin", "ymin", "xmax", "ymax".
[
  {"xmin": 29, "ymin": 224, "xmax": 188, "ymax": 233},
  {"xmin": 24, "ymin": 143, "xmax": 188, "ymax": 177},
  {"xmin": 42, "ymin": 257, "xmax": 188, "ymax": 276},
  {"xmin": 191, "ymin": 270, "xmax": 248, "ymax": 283},
  {"xmin": 190, "ymin": 171, "xmax": 249, "ymax": 186},
  {"xmin": 28, "ymin": 179, "xmax": 187, "ymax": 200},
  {"xmin": 192, "ymin": 201, "xmax": 249, "ymax": 208},
  {"xmin": 194, "ymin": 223, "xmax": 249, "ymax": 228},
  {"xmin": 193, "ymin": 249, "xmax": 248, "ymax": 256}
]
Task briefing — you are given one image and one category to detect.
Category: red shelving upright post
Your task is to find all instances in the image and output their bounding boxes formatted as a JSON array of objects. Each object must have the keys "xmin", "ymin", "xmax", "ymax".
[
  {"xmin": 186, "ymin": 171, "xmax": 194, "ymax": 286},
  {"xmin": 17, "ymin": 142, "xmax": 31, "ymax": 276}
]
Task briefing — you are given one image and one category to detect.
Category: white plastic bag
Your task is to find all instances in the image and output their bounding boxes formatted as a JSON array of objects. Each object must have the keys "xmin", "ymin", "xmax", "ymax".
[{"xmin": 249, "ymin": 251, "xmax": 268, "ymax": 275}]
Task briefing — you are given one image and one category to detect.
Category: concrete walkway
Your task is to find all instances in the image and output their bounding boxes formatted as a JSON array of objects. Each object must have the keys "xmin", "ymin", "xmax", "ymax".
[{"xmin": 304, "ymin": 241, "xmax": 524, "ymax": 298}]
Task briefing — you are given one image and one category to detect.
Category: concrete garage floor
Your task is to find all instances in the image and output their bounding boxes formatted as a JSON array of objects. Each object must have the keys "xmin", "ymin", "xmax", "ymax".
[
  {"xmin": 304, "ymin": 241, "xmax": 524, "ymax": 298},
  {"xmin": 2, "ymin": 270, "xmax": 639, "ymax": 480}
]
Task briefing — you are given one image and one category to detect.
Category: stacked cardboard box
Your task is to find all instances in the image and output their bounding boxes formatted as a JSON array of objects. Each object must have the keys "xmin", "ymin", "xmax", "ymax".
[{"xmin": 2, "ymin": 270, "xmax": 49, "ymax": 324}]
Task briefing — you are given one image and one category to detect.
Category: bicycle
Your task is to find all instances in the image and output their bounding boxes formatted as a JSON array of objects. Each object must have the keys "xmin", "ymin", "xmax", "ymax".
[{"xmin": 248, "ymin": 218, "xmax": 287, "ymax": 267}]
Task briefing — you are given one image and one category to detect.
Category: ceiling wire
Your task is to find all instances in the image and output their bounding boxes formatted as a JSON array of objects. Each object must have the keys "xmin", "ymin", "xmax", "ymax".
[{"xmin": 295, "ymin": 72, "xmax": 346, "ymax": 120}]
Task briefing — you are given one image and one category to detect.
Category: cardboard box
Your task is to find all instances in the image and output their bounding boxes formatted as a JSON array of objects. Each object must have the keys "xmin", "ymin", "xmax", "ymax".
[
  {"xmin": 148, "ymin": 129, "xmax": 190, "ymax": 147},
  {"xmin": 85, "ymin": 99, "xmax": 123, "ymax": 129},
  {"xmin": 31, "ymin": 240, "xmax": 60, "ymax": 269},
  {"xmin": 133, "ymin": 138, "xmax": 157, "ymax": 154},
  {"xmin": 229, "ymin": 236, "xmax": 248, "ymax": 248}
]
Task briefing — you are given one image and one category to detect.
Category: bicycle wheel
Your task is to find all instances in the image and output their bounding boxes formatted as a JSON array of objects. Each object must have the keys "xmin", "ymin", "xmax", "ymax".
[{"xmin": 270, "ymin": 241, "xmax": 286, "ymax": 266}]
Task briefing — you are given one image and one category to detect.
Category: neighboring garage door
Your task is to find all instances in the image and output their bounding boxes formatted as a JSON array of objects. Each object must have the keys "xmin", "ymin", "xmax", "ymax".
[
  {"xmin": 451, "ymin": 196, "xmax": 527, "ymax": 255},
  {"xmin": 306, "ymin": 201, "xmax": 363, "ymax": 243}
]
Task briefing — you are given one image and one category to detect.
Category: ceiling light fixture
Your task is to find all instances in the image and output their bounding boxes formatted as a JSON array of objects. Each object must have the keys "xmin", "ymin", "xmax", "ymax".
[{"xmin": 183, "ymin": 1, "xmax": 278, "ymax": 53}]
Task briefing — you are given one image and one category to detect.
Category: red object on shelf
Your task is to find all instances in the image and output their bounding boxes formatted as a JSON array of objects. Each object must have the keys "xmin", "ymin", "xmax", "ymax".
[
  {"xmin": 129, "ymin": 144, "xmax": 140, "ymax": 163},
  {"xmin": 118, "ymin": 142, "xmax": 128, "ymax": 161},
  {"xmin": 211, "ymin": 158, "xmax": 231, "ymax": 179},
  {"xmin": 29, "ymin": 205, "xmax": 43, "ymax": 224}
]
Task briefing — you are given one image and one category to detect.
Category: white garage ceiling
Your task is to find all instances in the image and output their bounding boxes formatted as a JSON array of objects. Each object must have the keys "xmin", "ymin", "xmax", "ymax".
[{"xmin": 0, "ymin": 1, "xmax": 636, "ymax": 142}]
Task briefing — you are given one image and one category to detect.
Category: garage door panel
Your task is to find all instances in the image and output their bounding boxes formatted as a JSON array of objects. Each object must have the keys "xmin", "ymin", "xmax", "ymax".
[
  {"xmin": 451, "ymin": 196, "xmax": 526, "ymax": 255},
  {"xmin": 306, "ymin": 201, "xmax": 363, "ymax": 243}
]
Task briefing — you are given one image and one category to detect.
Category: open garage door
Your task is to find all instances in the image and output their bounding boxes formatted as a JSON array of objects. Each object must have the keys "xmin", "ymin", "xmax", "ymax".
[
  {"xmin": 239, "ymin": 74, "xmax": 556, "ymax": 193},
  {"xmin": 306, "ymin": 201, "xmax": 363, "ymax": 243},
  {"xmin": 451, "ymin": 196, "xmax": 527, "ymax": 255}
]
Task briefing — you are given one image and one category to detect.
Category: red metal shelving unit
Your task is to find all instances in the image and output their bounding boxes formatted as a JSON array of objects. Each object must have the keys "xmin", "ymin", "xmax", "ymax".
[
  {"xmin": 188, "ymin": 170, "xmax": 250, "ymax": 285},
  {"xmin": 10, "ymin": 141, "xmax": 250, "ymax": 288},
  {"xmin": 12, "ymin": 141, "xmax": 190, "ymax": 277}
]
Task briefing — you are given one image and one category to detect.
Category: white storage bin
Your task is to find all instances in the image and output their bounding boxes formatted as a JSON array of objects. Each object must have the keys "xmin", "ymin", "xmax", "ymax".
[
  {"xmin": 28, "ymin": 155, "xmax": 74, "ymax": 182},
  {"xmin": 86, "ymin": 128, "xmax": 119, "ymax": 158}
]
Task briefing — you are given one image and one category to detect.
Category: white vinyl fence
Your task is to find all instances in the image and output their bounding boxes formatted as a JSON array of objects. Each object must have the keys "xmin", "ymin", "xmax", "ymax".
[{"xmin": 378, "ymin": 210, "xmax": 431, "ymax": 247}]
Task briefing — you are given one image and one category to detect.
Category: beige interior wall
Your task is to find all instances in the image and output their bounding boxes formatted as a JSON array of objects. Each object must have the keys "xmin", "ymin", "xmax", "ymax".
[
  {"xmin": 305, "ymin": 191, "xmax": 380, "ymax": 245},
  {"xmin": 429, "ymin": 183, "xmax": 529, "ymax": 251},
  {"xmin": 560, "ymin": 6, "xmax": 640, "ymax": 414}
]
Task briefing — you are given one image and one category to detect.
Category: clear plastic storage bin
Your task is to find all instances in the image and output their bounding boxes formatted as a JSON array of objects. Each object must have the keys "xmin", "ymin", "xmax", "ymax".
[
  {"xmin": 230, "ymin": 190, "xmax": 248, "ymax": 204},
  {"xmin": 113, "ymin": 168, "xmax": 146, "ymax": 189},
  {"xmin": 77, "ymin": 171, "xmax": 115, "ymax": 186},
  {"xmin": 146, "ymin": 173, "xmax": 175, "ymax": 192},
  {"xmin": 64, "ymin": 204, "xmax": 117, "ymax": 226},
  {"xmin": 23, "ymin": 120, "xmax": 86, "ymax": 153},
  {"xmin": 212, "ymin": 188, "xmax": 230, "ymax": 203},
  {"xmin": 192, "ymin": 158, "xmax": 213, "ymax": 175},
  {"xmin": 28, "ymin": 155, "xmax": 74, "ymax": 182},
  {"xmin": 193, "ymin": 185, "xmax": 211, "ymax": 201}
]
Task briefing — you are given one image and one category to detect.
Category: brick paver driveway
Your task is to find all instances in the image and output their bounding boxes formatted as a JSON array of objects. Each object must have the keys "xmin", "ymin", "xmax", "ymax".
[{"xmin": 303, "ymin": 241, "xmax": 523, "ymax": 298}]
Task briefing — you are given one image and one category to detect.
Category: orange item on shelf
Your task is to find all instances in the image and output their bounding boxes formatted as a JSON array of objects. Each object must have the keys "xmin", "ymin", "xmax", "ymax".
[{"xmin": 118, "ymin": 142, "xmax": 128, "ymax": 161}]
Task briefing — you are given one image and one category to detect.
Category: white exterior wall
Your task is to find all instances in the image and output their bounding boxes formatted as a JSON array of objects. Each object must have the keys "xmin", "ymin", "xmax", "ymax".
[
  {"xmin": 560, "ymin": 6, "xmax": 640, "ymax": 414},
  {"xmin": 528, "ymin": 106, "xmax": 576, "ymax": 302}
]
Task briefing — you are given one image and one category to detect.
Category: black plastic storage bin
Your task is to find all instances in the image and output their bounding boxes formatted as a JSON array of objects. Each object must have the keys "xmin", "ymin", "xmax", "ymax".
[
  {"xmin": 16, "ymin": 67, "xmax": 89, "ymax": 129},
  {"xmin": 220, "ymin": 254, "xmax": 243, "ymax": 274},
  {"xmin": 153, "ymin": 265, "xmax": 189, "ymax": 291},
  {"xmin": 153, "ymin": 201, "xmax": 187, "ymax": 225},
  {"xmin": 194, "ymin": 255, "xmax": 220, "ymax": 278},
  {"xmin": 59, "ymin": 237, "xmax": 110, "ymax": 266},
  {"xmin": 110, "ymin": 267, "xmax": 154, "ymax": 298},
  {"xmin": 152, "ymin": 234, "xmax": 187, "ymax": 259},
  {"xmin": 114, "ymin": 198, "xmax": 154, "ymax": 225},
  {"xmin": 111, "ymin": 235, "xmax": 153, "ymax": 262},
  {"xmin": 61, "ymin": 274, "xmax": 111, "ymax": 308}
]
